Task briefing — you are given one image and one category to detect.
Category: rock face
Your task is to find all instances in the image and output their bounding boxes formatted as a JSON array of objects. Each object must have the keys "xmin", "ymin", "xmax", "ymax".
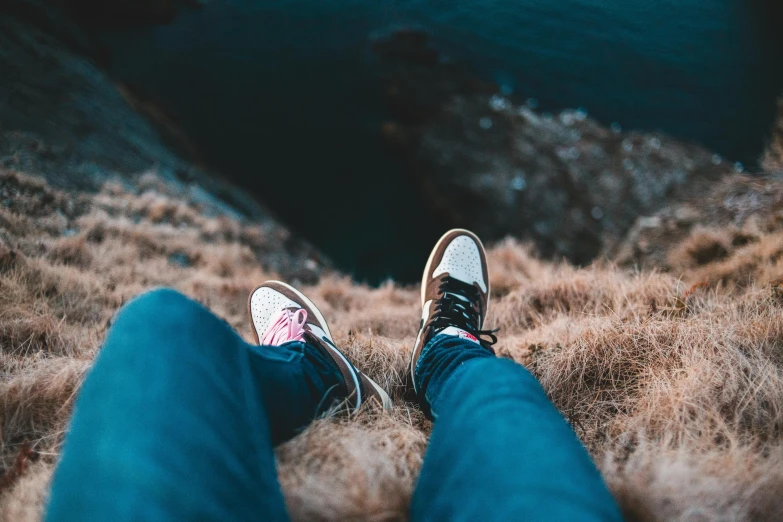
[
  {"xmin": 762, "ymin": 97, "xmax": 783, "ymax": 172},
  {"xmin": 0, "ymin": 0, "xmax": 324, "ymax": 280},
  {"xmin": 376, "ymin": 30, "xmax": 736, "ymax": 265},
  {"xmin": 614, "ymin": 173, "xmax": 783, "ymax": 285}
]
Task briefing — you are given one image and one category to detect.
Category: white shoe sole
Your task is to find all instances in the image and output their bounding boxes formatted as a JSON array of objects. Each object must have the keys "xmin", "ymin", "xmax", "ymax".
[{"xmin": 364, "ymin": 377, "xmax": 394, "ymax": 411}]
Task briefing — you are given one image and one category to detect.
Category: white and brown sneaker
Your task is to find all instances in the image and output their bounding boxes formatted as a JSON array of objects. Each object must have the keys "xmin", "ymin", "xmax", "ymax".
[
  {"xmin": 410, "ymin": 229, "xmax": 496, "ymax": 393},
  {"xmin": 248, "ymin": 280, "xmax": 392, "ymax": 411}
]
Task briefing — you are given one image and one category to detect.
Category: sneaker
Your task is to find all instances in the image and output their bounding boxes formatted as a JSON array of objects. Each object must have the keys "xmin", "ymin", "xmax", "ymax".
[
  {"xmin": 410, "ymin": 229, "xmax": 496, "ymax": 392},
  {"xmin": 248, "ymin": 280, "xmax": 392, "ymax": 411}
]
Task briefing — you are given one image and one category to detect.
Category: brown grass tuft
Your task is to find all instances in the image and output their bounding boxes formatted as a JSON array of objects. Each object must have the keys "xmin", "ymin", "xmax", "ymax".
[
  {"xmin": 47, "ymin": 237, "xmax": 93, "ymax": 269},
  {"xmin": 278, "ymin": 409, "xmax": 428, "ymax": 521}
]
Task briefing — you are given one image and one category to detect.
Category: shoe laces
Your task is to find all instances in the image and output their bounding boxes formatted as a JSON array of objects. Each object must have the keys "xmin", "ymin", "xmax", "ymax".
[
  {"xmin": 427, "ymin": 276, "xmax": 498, "ymax": 350},
  {"xmin": 261, "ymin": 308, "xmax": 307, "ymax": 345}
]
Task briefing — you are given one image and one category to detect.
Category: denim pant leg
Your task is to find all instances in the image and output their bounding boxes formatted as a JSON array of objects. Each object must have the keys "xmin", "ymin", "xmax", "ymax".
[
  {"xmin": 47, "ymin": 288, "xmax": 343, "ymax": 522},
  {"xmin": 411, "ymin": 334, "xmax": 623, "ymax": 522}
]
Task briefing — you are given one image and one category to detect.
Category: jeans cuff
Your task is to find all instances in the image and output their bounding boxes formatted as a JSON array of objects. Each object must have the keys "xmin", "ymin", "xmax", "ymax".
[{"xmin": 413, "ymin": 333, "xmax": 451, "ymax": 386}]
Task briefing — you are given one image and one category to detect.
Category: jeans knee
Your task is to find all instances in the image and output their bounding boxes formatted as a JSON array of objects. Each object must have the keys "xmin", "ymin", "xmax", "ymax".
[
  {"xmin": 112, "ymin": 288, "xmax": 207, "ymax": 336},
  {"xmin": 101, "ymin": 288, "xmax": 231, "ymax": 371}
]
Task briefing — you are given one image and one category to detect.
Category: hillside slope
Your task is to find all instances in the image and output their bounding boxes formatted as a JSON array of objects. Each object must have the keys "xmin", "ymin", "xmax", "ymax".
[
  {"xmin": 1, "ymin": 169, "xmax": 782, "ymax": 521},
  {"xmin": 763, "ymin": 97, "xmax": 783, "ymax": 172}
]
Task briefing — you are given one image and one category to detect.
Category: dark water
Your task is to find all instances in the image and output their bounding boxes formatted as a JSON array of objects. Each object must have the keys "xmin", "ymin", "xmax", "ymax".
[{"xmin": 102, "ymin": 0, "xmax": 783, "ymax": 284}]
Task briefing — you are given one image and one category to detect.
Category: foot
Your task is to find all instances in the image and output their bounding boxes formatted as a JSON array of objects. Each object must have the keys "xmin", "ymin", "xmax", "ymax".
[
  {"xmin": 410, "ymin": 229, "xmax": 496, "ymax": 392},
  {"xmin": 249, "ymin": 280, "xmax": 392, "ymax": 411}
]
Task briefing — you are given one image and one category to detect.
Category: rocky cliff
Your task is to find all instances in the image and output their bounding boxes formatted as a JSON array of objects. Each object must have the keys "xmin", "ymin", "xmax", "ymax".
[
  {"xmin": 762, "ymin": 97, "xmax": 783, "ymax": 172},
  {"xmin": 614, "ymin": 173, "xmax": 783, "ymax": 285},
  {"xmin": 376, "ymin": 30, "xmax": 737, "ymax": 264}
]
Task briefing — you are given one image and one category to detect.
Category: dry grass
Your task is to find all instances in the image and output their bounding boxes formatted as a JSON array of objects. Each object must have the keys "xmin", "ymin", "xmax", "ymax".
[
  {"xmin": 1, "ymin": 169, "xmax": 783, "ymax": 521},
  {"xmin": 614, "ymin": 173, "xmax": 783, "ymax": 291}
]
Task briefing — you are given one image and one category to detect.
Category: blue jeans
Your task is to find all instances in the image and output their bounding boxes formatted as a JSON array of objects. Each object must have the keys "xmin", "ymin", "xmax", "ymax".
[
  {"xmin": 47, "ymin": 289, "xmax": 622, "ymax": 521},
  {"xmin": 413, "ymin": 334, "xmax": 623, "ymax": 521}
]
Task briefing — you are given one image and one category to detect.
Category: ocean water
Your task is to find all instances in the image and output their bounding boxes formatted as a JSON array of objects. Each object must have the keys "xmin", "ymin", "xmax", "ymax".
[{"xmin": 103, "ymin": 0, "xmax": 783, "ymax": 283}]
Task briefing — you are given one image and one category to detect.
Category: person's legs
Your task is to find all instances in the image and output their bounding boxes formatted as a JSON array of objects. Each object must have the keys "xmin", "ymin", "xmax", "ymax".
[
  {"xmin": 411, "ymin": 334, "xmax": 623, "ymax": 522},
  {"xmin": 408, "ymin": 229, "xmax": 622, "ymax": 522},
  {"xmin": 47, "ymin": 288, "xmax": 345, "ymax": 521}
]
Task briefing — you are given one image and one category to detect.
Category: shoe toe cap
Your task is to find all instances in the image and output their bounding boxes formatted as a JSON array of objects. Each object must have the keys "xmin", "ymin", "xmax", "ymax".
[{"xmin": 433, "ymin": 234, "xmax": 487, "ymax": 291}]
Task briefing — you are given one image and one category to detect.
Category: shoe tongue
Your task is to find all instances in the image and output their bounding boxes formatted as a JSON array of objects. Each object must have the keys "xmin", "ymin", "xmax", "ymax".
[{"xmin": 443, "ymin": 292, "xmax": 475, "ymax": 324}]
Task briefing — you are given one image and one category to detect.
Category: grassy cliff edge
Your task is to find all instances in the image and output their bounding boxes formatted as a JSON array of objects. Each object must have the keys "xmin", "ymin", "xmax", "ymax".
[{"xmin": 0, "ymin": 169, "xmax": 782, "ymax": 521}]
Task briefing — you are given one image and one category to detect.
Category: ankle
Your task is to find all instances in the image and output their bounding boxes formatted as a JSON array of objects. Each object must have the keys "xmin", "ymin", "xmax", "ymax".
[
  {"xmin": 301, "ymin": 341, "xmax": 348, "ymax": 413},
  {"xmin": 414, "ymin": 333, "xmax": 495, "ymax": 417}
]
